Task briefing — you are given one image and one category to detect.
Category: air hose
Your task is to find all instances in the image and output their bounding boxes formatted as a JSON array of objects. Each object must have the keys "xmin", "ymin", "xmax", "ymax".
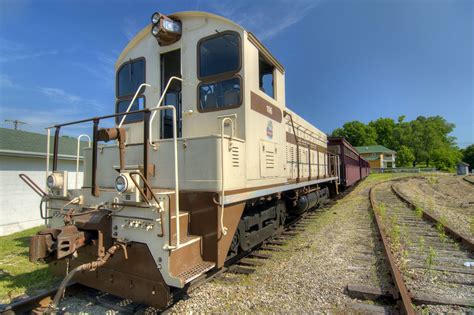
[{"xmin": 49, "ymin": 243, "xmax": 127, "ymax": 312}]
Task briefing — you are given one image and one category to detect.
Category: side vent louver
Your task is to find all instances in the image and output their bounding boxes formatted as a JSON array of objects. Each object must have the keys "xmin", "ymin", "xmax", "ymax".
[{"xmin": 231, "ymin": 146, "xmax": 240, "ymax": 168}]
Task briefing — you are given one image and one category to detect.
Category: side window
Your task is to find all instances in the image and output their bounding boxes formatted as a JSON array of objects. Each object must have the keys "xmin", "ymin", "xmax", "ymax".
[
  {"xmin": 199, "ymin": 77, "xmax": 241, "ymax": 111},
  {"xmin": 115, "ymin": 97, "xmax": 145, "ymax": 124},
  {"xmin": 197, "ymin": 31, "xmax": 242, "ymax": 112},
  {"xmin": 198, "ymin": 32, "xmax": 240, "ymax": 79},
  {"xmin": 115, "ymin": 58, "xmax": 146, "ymax": 124},
  {"xmin": 259, "ymin": 53, "xmax": 275, "ymax": 99}
]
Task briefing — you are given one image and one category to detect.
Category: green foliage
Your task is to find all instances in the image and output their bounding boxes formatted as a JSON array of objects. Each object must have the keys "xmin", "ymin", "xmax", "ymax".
[
  {"xmin": 414, "ymin": 206, "xmax": 423, "ymax": 219},
  {"xmin": 418, "ymin": 236, "xmax": 425, "ymax": 253},
  {"xmin": 332, "ymin": 115, "xmax": 461, "ymax": 171},
  {"xmin": 332, "ymin": 121, "xmax": 377, "ymax": 146},
  {"xmin": 461, "ymin": 144, "xmax": 474, "ymax": 171},
  {"xmin": 396, "ymin": 145, "xmax": 415, "ymax": 167},
  {"xmin": 369, "ymin": 118, "xmax": 396, "ymax": 148},
  {"xmin": 436, "ymin": 221, "xmax": 447, "ymax": 244},
  {"xmin": 426, "ymin": 246, "xmax": 437, "ymax": 270}
]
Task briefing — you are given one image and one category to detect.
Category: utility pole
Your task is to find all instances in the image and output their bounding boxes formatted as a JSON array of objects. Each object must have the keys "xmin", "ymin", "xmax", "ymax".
[{"xmin": 4, "ymin": 119, "xmax": 28, "ymax": 130}]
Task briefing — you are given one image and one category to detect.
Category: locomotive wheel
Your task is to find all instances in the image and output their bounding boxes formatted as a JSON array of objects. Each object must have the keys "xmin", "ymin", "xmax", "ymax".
[
  {"xmin": 229, "ymin": 230, "xmax": 240, "ymax": 255},
  {"xmin": 279, "ymin": 208, "xmax": 287, "ymax": 227}
]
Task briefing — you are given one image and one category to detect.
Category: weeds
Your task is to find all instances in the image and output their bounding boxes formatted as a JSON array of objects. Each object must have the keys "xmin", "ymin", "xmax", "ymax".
[
  {"xmin": 414, "ymin": 206, "xmax": 423, "ymax": 220},
  {"xmin": 436, "ymin": 221, "xmax": 447, "ymax": 244},
  {"xmin": 377, "ymin": 202, "xmax": 386, "ymax": 218},
  {"xmin": 418, "ymin": 236, "xmax": 425, "ymax": 253},
  {"xmin": 425, "ymin": 246, "xmax": 437, "ymax": 271},
  {"xmin": 400, "ymin": 249, "xmax": 410, "ymax": 272}
]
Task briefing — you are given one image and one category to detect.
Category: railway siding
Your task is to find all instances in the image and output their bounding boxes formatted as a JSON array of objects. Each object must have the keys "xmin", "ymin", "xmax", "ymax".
[
  {"xmin": 393, "ymin": 176, "xmax": 474, "ymax": 245},
  {"xmin": 371, "ymin": 180, "xmax": 474, "ymax": 313}
]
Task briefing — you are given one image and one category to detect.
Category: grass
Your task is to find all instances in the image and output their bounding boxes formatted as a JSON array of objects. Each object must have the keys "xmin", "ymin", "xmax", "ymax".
[{"xmin": 0, "ymin": 226, "xmax": 59, "ymax": 304}]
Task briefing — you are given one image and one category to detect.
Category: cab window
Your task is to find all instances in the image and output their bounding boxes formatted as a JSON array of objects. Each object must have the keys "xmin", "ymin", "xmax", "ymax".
[
  {"xmin": 116, "ymin": 58, "xmax": 145, "ymax": 98},
  {"xmin": 198, "ymin": 32, "xmax": 240, "ymax": 79},
  {"xmin": 115, "ymin": 58, "xmax": 146, "ymax": 124},
  {"xmin": 115, "ymin": 97, "xmax": 145, "ymax": 124},
  {"xmin": 259, "ymin": 53, "xmax": 275, "ymax": 99},
  {"xmin": 199, "ymin": 77, "xmax": 241, "ymax": 111}
]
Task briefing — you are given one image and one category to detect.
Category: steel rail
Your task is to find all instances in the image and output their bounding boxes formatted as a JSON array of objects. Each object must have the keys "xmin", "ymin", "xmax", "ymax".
[
  {"xmin": 369, "ymin": 182, "xmax": 415, "ymax": 315},
  {"xmin": 0, "ymin": 283, "xmax": 81, "ymax": 314},
  {"xmin": 462, "ymin": 175, "xmax": 474, "ymax": 185},
  {"xmin": 391, "ymin": 183, "xmax": 474, "ymax": 251}
]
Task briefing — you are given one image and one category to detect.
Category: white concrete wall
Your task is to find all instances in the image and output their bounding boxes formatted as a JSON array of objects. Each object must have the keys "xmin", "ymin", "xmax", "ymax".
[{"xmin": 0, "ymin": 155, "xmax": 83, "ymax": 236}]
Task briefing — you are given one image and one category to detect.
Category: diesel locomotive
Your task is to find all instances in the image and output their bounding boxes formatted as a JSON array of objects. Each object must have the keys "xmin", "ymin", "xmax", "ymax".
[{"xmin": 21, "ymin": 11, "xmax": 367, "ymax": 309}]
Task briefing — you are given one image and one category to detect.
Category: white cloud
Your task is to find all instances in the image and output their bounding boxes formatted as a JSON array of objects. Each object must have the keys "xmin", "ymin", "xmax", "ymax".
[
  {"xmin": 209, "ymin": 0, "xmax": 322, "ymax": 40},
  {"xmin": 70, "ymin": 50, "xmax": 116, "ymax": 88},
  {"xmin": 39, "ymin": 87, "xmax": 105, "ymax": 112},
  {"xmin": 39, "ymin": 87, "xmax": 81, "ymax": 103},
  {"xmin": 0, "ymin": 49, "xmax": 59, "ymax": 63},
  {"xmin": 0, "ymin": 37, "xmax": 60, "ymax": 63}
]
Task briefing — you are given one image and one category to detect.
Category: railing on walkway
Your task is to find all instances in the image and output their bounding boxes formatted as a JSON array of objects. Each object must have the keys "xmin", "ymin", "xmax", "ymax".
[{"xmin": 44, "ymin": 79, "xmax": 183, "ymax": 250}]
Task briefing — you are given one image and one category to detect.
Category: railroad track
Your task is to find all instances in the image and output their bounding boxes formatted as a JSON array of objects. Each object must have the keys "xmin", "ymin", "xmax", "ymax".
[
  {"xmin": 368, "ymin": 179, "xmax": 474, "ymax": 314},
  {"xmin": 464, "ymin": 175, "xmax": 474, "ymax": 185},
  {"xmin": 2, "ymin": 192, "xmax": 343, "ymax": 314}
]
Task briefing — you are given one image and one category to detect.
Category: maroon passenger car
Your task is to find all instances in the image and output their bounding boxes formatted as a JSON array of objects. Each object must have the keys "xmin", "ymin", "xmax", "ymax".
[{"xmin": 328, "ymin": 137, "xmax": 370, "ymax": 188}]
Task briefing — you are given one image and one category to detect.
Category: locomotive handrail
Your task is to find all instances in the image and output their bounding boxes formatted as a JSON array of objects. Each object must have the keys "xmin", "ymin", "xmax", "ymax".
[
  {"xmin": 219, "ymin": 116, "xmax": 235, "ymax": 236},
  {"xmin": 75, "ymin": 134, "xmax": 91, "ymax": 189},
  {"xmin": 284, "ymin": 111, "xmax": 300, "ymax": 182},
  {"xmin": 148, "ymin": 76, "xmax": 183, "ymax": 146},
  {"xmin": 118, "ymin": 83, "xmax": 151, "ymax": 128},
  {"xmin": 147, "ymin": 105, "xmax": 181, "ymax": 249}
]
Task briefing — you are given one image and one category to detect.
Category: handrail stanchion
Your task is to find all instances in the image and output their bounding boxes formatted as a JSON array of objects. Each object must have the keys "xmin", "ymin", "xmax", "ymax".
[
  {"xmin": 75, "ymin": 134, "xmax": 91, "ymax": 189},
  {"xmin": 148, "ymin": 105, "xmax": 179, "ymax": 249},
  {"xmin": 118, "ymin": 83, "xmax": 151, "ymax": 128},
  {"xmin": 149, "ymin": 76, "xmax": 183, "ymax": 147},
  {"xmin": 219, "ymin": 117, "xmax": 235, "ymax": 236},
  {"xmin": 45, "ymin": 128, "xmax": 51, "ymax": 190}
]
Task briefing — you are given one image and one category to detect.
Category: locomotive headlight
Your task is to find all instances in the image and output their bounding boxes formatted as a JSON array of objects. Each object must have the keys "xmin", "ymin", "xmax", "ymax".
[
  {"xmin": 47, "ymin": 173, "xmax": 63, "ymax": 189},
  {"xmin": 151, "ymin": 12, "xmax": 161, "ymax": 24},
  {"xmin": 115, "ymin": 174, "xmax": 129, "ymax": 193},
  {"xmin": 163, "ymin": 19, "xmax": 181, "ymax": 34},
  {"xmin": 151, "ymin": 25, "xmax": 160, "ymax": 36}
]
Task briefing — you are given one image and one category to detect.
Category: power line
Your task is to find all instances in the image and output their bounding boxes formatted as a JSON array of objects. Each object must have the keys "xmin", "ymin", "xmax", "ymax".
[{"xmin": 4, "ymin": 119, "xmax": 28, "ymax": 130}]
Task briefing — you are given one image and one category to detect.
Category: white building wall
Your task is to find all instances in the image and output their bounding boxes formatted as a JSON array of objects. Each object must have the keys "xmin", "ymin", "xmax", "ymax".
[{"xmin": 0, "ymin": 155, "xmax": 83, "ymax": 236}]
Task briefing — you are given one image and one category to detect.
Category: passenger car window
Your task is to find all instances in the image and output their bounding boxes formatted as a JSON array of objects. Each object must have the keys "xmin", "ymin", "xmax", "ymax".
[
  {"xmin": 198, "ymin": 32, "xmax": 240, "ymax": 79},
  {"xmin": 115, "ymin": 97, "xmax": 144, "ymax": 124},
  {"xmin": 199, "ymin": 77, "xmax": 241, "ymax": 111},
  {"xmin": 117, "ymin": 58, "xmax": 145, "ymax": 98}
]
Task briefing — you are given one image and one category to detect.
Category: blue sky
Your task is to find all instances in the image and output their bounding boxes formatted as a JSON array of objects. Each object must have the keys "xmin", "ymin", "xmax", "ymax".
[{"xmin": 0, "ymin": 0, "xmax": 472, "ymax": 147}]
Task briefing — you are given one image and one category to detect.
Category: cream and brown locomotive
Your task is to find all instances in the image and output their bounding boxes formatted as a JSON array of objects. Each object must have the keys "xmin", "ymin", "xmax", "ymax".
[{"xmin": 23, "ymin": 11, "xmax": 341, "ymax": 309}]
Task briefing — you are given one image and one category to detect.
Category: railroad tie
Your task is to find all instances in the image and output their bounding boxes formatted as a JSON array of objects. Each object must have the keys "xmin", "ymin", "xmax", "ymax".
[
  {"xmin": 228, "ymin": 265, "xmax": 256, "ymax": 275},
  {"xmin": 238, "ymin": 258, "xmax": 265, "ymax": 267},
  {"xmin": 248, "ymin": 252, "xmax": 272, "ymax": 259}
]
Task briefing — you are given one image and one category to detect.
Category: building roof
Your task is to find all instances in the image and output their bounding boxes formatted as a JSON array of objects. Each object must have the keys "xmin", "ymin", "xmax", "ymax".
[
  {"xmin": 0, "ymin": 128, "xmax": 89, "ymax": 159},
  {"xmin": 364, "ymin": 155, "xmax": 381, "ymax": 161},
  {"xmin": 355, "ymin": 145, "xmax": 396, "ymax": 154},
  {"xmin": 458, "ymin": 161, "xmax": 470, "ymax": 166}
]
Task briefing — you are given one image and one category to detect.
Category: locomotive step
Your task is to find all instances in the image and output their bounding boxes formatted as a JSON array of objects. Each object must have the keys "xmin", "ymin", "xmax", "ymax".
[
  {"xmin": 170, "ymin": 211, "xmax": 190, "ymax": 242},
  {"xmin": 176, "ymin": 261, "xmax": 215, "ymax": 284}
]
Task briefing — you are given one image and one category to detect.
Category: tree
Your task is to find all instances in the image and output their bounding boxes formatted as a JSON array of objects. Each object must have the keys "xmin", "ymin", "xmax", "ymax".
[
  {"xmin": 396, "ymin": 145, "xmax": 415, "ymax": 167},
  {"xmin": 461, "ymin": 144, "xmax": 474, "ymax": 171},
  {"xmin": 332, "ymin": 121, "xmax": 377, "ymax": 146},
  {"xmin": 432, "ymin": 144, "xmax": 462, "ymax": 171},
  {"xmin": 369, "ymin": 118, "xmax": 396, "ymax": 149},
  {"xmin": 333, "ymin": 115, "xmax": 461, "ymax": 171}
]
